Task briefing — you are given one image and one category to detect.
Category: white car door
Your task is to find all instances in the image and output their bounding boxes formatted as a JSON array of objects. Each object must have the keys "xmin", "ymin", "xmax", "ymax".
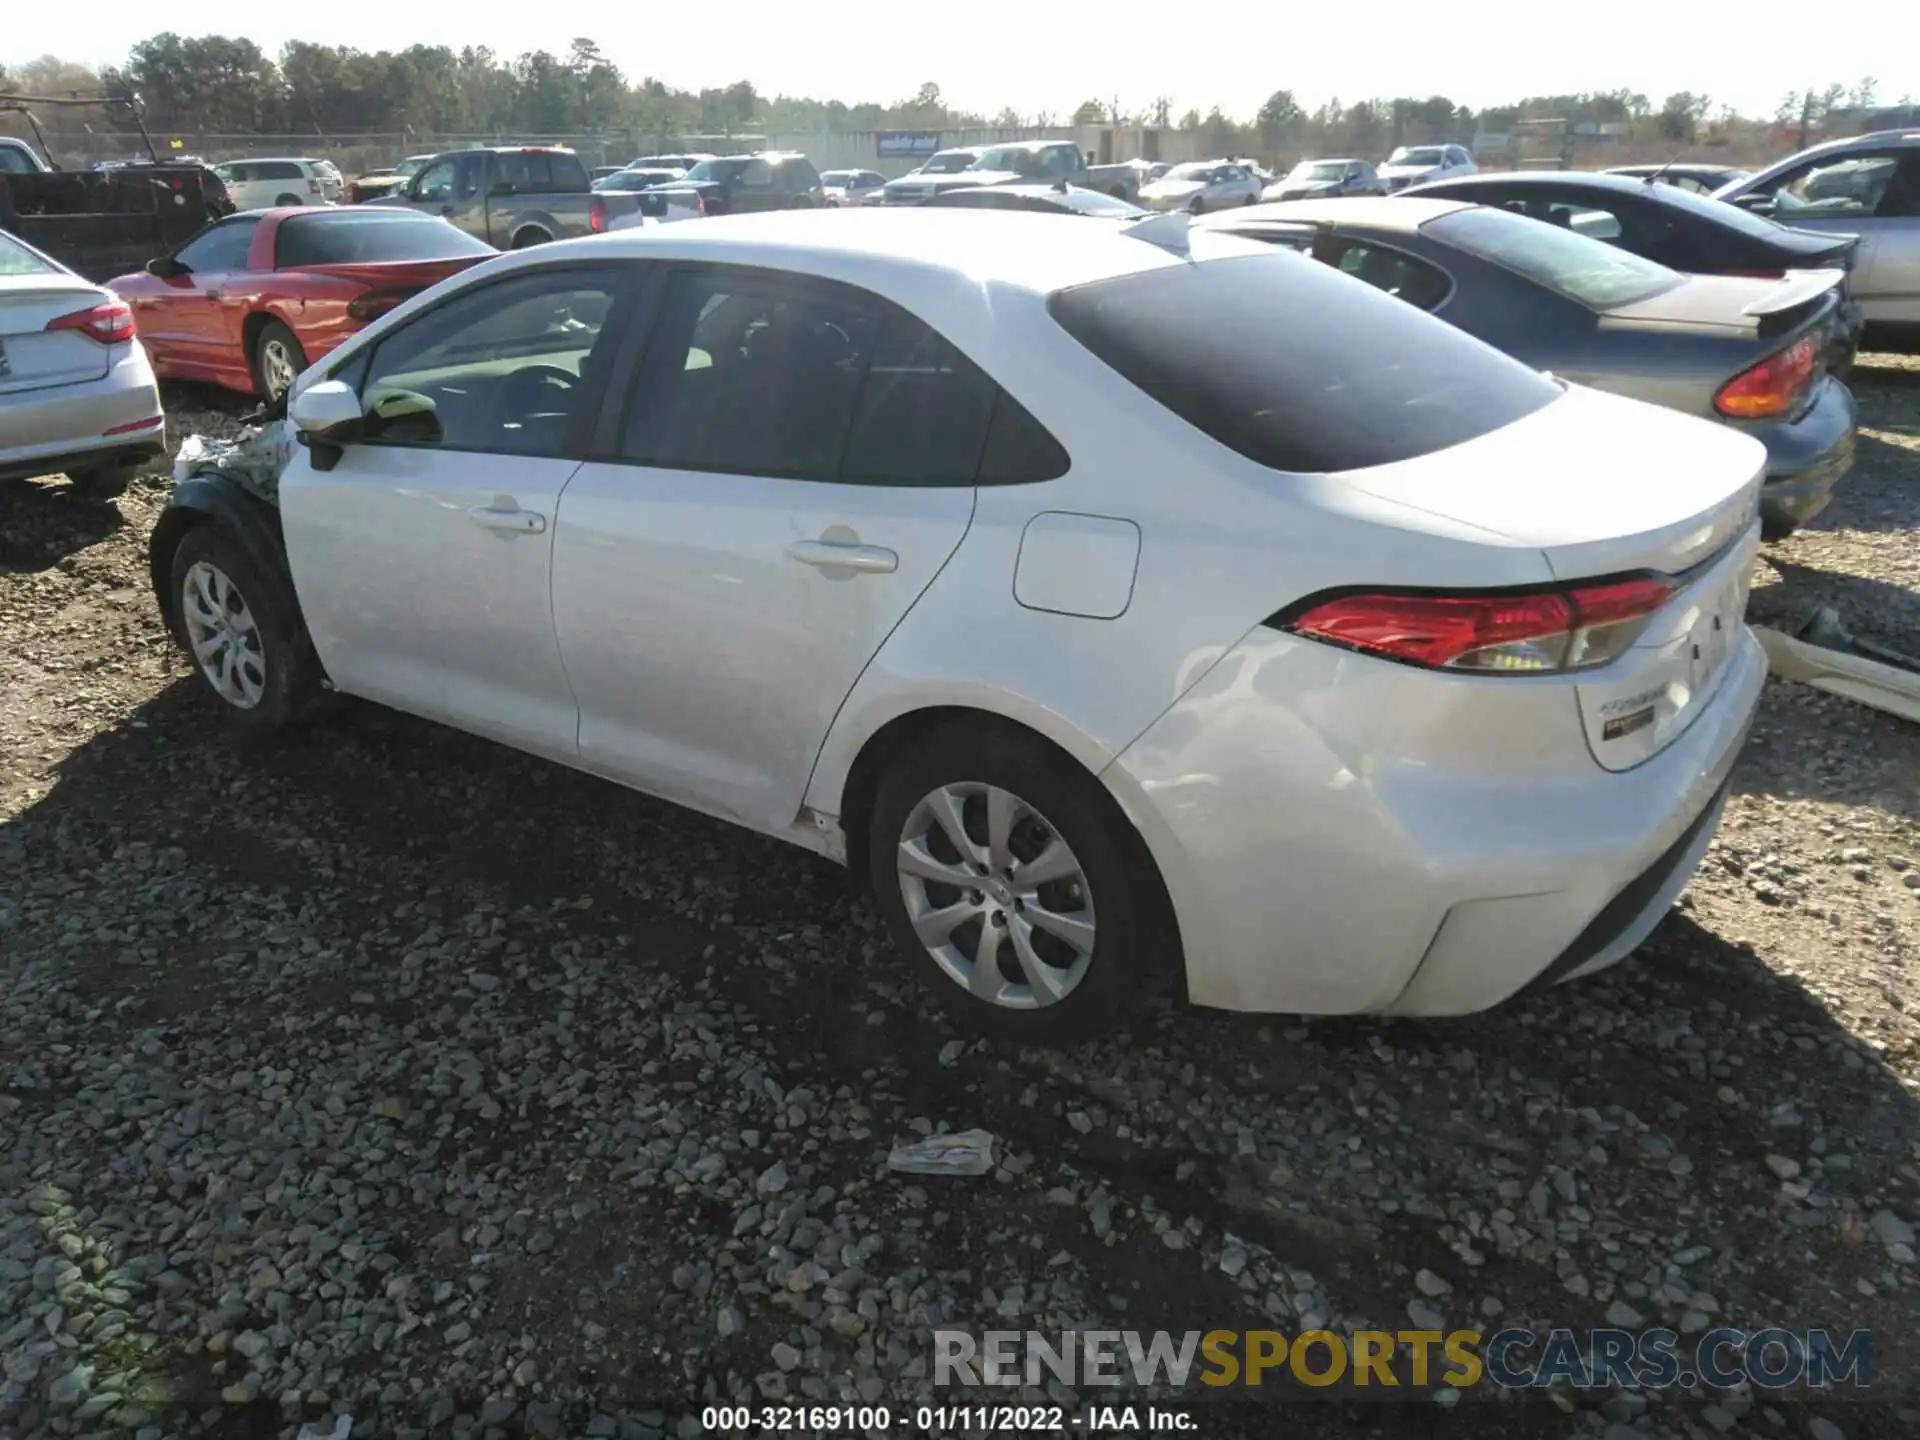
[
  {"xmin": 552, "ymin": 264, "xmax": 996, "ymax": 834},
  {"xmin": 280, "ymin": 263, "xmax": 636, "ymax": 760}
]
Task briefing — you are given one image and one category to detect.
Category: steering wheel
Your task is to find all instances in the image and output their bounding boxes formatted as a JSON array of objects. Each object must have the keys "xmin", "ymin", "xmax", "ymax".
[{"xmin": 497, "ymin": 365, "xmax": 578, "ymax": 412}]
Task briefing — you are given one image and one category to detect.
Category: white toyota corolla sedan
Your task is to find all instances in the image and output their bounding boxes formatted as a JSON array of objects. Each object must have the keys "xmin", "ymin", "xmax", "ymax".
[{"xmin": 151, "ymin": 209, "xmax": 1768, "ymax": 1042}]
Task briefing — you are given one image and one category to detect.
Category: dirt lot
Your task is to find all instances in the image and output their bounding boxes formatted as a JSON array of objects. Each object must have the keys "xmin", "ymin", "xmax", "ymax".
[{"xmin": 3, "ymin": 364, "xmax": 1919, "ymax": 1440}]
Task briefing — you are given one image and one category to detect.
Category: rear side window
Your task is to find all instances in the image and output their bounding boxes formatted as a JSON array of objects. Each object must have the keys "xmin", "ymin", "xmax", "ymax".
[
  {"xmin": 0, "ymin": 231, "xmax": 59, "ymax": 275},
  {"xmin": 1425, "ymin": 206, "xmax": 1681, "ymax": 309},
  {"xmin": 548, "ymin": 153, "xmax": 591, "ymax": 191},
  {"xmin": 783, "ymin": 159, "xmax": 821, "ymax": 189},
  {"xmin": 621, "ymin": 267, "xmax": 1066, "ymax": 485},
  {"xmin": 259, "ymin": 161, "xmax": 303, "ymax": 181},
  {"xmin": 1048, "ymin": 251, "xmax": 1558, "ymax": 473},
  {"xmin": 275, "ymin": 212, "xmax": 495, "ymax": 266}
]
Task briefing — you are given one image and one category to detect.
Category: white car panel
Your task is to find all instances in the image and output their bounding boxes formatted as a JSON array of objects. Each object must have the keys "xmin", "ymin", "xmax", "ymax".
[{"xmin": 271, "ymin": 209, "xmax": 1767, "ymax": 1025}]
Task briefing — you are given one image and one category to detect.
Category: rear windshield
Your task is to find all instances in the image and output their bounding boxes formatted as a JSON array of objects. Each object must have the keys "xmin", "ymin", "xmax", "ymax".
[
  {"xmin": 1049, "ymin": 251, "xmax": 1559, "ymax": 473},
  {"xmin": 1425, "ymin": 206, "xmax": 1681, "ymax": 309},
  {"xmin": 276, "ymin": 212, "xmax": 495, "ymax": 267},
  {"xmin": 0, "ymin": 231, "xmax": 60, "ymax": 275},
  {"xmin": 921, "ymin": 152, "xmax": 978, "ymax": 174},
  {"xmin": 1636, "ymin": 175, "xmax": 1802, "ymax": 240}
]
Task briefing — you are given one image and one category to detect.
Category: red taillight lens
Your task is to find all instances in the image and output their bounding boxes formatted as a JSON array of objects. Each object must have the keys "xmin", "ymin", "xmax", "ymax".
[
  {"xmin": 1284, "ymin": 576, "xmax": 1675, "ymax": 673},
  {"xmin": 346, "ymin": 291, "xmax": 411, "ymax": 323},
  {"xmin": 1715, "ymin": 336, "xmax": 1816, "ymax": 418},
  {"xmin": 589, "ymin": 197, "xmax": 608, "ymax": 234},
  {"xmin": 47, "ymin": 300, "xmax": 135, "ymax": 345}
]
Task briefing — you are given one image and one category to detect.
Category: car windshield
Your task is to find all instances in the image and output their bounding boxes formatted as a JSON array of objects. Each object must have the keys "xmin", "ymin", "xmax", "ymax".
[
  {"xmin": 685, "ymin": 159, "xmax": 751, "ymax": 182},
  {"xmin": 820, "ymin": 171, "xmax": 856, "ymax": 185},
  {"xmin": 1293, "ymin": 162, "xmax": 1348, "ymax": 181},
  {"xmin": 275, "ymin": 212, "xmax": 496, "ymax": 266},
  {"xmin": 1060, "ymin": 189, "xmax": 1150, "ymax": 217},
  {"xmin": 1165, "ymin": 163, "xmax": 1217, "ymax": 181},
  {"xmin": 1390, "ymin": 147, "xmax": 1445, "ymax": 167},
  {"xmin": 1426, "ymin": 206, "xmax": 1682, "ymax": 309},
  {"xmin": 971, "ymin": 148, "xmax": 1044, "ymax": 175},
  {"xmin": 397, "ymin": 157, "xmax": 432, "ymax": 177},
  {"xmin": 0, "ymin": 231, "xmax": 60, "ymax": 276},
  {"xmin": 1050, "ymin": 251, "xmax": 1558, "ymax": 473}
]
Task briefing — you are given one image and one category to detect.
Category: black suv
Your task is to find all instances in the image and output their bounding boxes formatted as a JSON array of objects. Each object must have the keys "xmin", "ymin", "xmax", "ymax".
[{"xmin": 642, "ymin": 152, "xmax": 824, "ymax": 218}]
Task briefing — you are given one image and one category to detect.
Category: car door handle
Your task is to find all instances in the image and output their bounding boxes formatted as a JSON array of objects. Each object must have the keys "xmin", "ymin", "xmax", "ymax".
[
  {"xmin": 467, "ymin": 505, "xmax": 546, "ymax": 535},
  {"xmin": 787, "ymin": 539, "xmax": 898, "ymax": 574}
]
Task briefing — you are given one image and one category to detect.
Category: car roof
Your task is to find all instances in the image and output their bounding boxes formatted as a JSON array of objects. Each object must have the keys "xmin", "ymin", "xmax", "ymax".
[
  {"xmin": 537, "ymin": 208, "xmax": 1250, "ymax": 295},
  {"xmin": 1208, "ymin": 197, "xmax": 1471, "ymax": 231},
  {"xmin": 1409, "ymin": 170, "xmax": 1675, "ymax": 197}
]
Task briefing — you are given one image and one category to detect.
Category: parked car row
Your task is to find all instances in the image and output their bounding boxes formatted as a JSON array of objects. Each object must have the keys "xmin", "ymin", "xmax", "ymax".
[{"xmin": 4, "ymin": 131, "xmax": 1900, "ymax": 1046}]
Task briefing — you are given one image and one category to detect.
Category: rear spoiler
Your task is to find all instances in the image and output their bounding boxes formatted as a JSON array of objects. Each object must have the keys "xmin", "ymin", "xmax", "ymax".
[{"xmin": 1741, "ymin": 269, "xmax": 1843, "ymax": 340}]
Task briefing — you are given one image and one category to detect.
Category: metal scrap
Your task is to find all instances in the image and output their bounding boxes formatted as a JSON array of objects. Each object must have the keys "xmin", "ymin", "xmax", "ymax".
[{"xmin": 887, "ymin": 1129, "xmax": 998, "ymax": 1176}]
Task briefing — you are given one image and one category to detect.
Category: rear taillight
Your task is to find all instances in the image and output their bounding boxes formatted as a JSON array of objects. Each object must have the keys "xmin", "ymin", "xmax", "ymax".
[
  {"xmin": 1281, "ymin": 576, "xmax": 1676, "ymax": 673},
  {"xmin": 589, "ymin": 197, "xmax": 608, "ymax": 234},
  {"xmin": 1715, "ymin": 336, "xmax": 1816, "ymax": 418},
  {"xmin": 46, "ymin": 300, "xmax": 135, "ymax": 345},
  {"xmin": 347, "ymin": 291, "xmax": 412, "ymax": 323}
]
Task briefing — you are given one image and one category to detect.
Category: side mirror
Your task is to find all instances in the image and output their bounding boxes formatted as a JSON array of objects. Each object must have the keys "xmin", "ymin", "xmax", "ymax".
[
  {"xmin": 1733, "ymin": 193, "xmax": 1772, "ymax": 213},
  {"xmin": 146, "ymin": 256, "xmax": 188, "ymax": 278},
  {"xmin": 291, "ymin": 379, "xmax": 363, "ymax": 441}
]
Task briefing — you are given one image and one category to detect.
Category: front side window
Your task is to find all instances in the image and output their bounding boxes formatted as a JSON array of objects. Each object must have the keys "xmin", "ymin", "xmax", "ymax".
[
  {"xmin": 1425, "ymin": 205, "xmax": 1680, "ymax": 309},
  {"xmin": 175, "ymin": 218, "xmax": 260, "ymax": 272},
  {"xmin": 1049, "ymin": 250, "xmax": 1559, "ymax": 474},
  {"xmin": 355, "ymin": 268, "xmax": 624, "ymax": 457},
  {"xmin": 412, "ymin": 160, "xmax": 456, "ymax": 201},
  {"xmin": 620, "ymin": 268, "xmax": 1065, "ymax": 485},
  {"xmin": 1390, "ymin": 147, "xmax": 1445, "ymax": 167},
  {"xmin": 0, "ymin": 145, "xmax": 39, "ymax": 175}
]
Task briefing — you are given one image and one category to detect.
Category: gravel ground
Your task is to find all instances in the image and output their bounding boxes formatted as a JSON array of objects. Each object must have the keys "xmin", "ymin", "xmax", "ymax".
[{"xmin": 2, "ymin": 367, "xmax": 1919, "ymax": 1440}]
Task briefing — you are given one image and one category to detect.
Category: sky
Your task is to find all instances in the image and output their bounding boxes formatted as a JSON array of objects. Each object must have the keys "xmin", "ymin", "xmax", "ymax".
[{"xmin": 5, "ymin": 2, "xmax": 1915, "ymax": 123}]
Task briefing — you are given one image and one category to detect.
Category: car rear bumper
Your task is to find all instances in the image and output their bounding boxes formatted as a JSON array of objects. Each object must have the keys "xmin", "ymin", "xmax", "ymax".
[
  {"xmin": 1753, "ymin": 375, "xmax": 1856, "ymax": 529},
  {"xmin": 1104, "ymin": 620, "xmax": 1766, "ymax": 1017},
  {"xmin": 0, "ymin": 343, "xmax": 164, "ymax": 482}
]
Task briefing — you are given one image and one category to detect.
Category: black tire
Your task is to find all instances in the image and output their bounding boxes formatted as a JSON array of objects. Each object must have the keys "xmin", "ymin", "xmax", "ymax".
[
  {"xmin": 275, "ymin": 193, "xmax": 303, "ymax": 206},
  {"xmin": 1760, "ymin": 512, "xmax": 1798, "ymax": 542},
  {"xmin": 251, "ymin": 320, "xmax": 309, "ymax": 403},
  {"xmin": 67, "ymin": 461, "xmax": 140, "ymax": 500},
  {"xmin": 866, "ymin": 719, "xmax": 1178, "ymax": 1043},
  {"xmin": 1188, "ymin": 196, "xmax": 1205, "ymax": 215},
  {"xmin": 510, "ymin": 228, "xmax": 551, "ymax": 249},
  {"xmin": 168, "ymin": 525, "xmax": 321, "ymax": 731}
]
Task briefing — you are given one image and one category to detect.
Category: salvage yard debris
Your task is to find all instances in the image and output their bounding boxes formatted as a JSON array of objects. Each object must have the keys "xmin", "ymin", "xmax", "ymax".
[
  {"xmin": 1755, "ymin": 606, "xmax": 1920, "ymax": 726},
  {"xmin": 887, "ymin": 1129, "xmax": 998, "ymax": 1176}
]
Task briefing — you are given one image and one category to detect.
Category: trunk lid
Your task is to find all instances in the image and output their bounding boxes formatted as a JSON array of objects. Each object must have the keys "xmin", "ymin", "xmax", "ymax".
[
  {"xmin": 0, "ymin": 279, "xmax": 113, "ymax": 396},
  {"xmin": 1334, "ymin": 385, "xmax": 1765, "ymax": 770},
  {"xmin": 1601, "ymin": 270, "xmax": 1842, "ymax": 339}
]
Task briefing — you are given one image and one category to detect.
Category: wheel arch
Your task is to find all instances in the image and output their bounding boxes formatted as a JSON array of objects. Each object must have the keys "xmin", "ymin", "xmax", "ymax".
[{"xmin": 149, "ymin": 477, "xmax": 305, "ymax": 655}]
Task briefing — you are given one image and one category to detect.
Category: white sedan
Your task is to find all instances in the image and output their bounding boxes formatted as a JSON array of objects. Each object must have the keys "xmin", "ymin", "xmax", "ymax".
[
  {"xmin": 1136, "ymin": 161, "xmax": 1265, "ymax": 213},
  {"xmin": 150, "ymin": 209, "xmax": 1766, "ymax": 1041},
  {"xmin": 1, "ymin": 229, "xmax": 164, "ymax": 497}
]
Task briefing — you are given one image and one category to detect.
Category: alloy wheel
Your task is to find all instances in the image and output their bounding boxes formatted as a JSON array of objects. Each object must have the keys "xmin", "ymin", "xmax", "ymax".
[
  {"xmin": 180, "ymin": 560, "xmax": 267, "ymax": 709},
  {"xmin": 895, "ymin": 782, "xmax": 1096, "ymax": 1009},
  {"xmin": 260, "ymin": 339, "xmax": 300, "ymax": 400}
]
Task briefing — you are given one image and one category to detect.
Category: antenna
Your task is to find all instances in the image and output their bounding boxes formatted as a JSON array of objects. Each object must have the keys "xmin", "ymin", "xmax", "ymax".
[{"xmin": 1642, "ymin": 146, "xmax": 1690, "ymax": 187}]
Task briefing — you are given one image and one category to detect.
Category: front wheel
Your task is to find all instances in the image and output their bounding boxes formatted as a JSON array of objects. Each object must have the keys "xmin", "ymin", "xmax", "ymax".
[
  {"xmin": 169, "ymin": 526, "xmax": 320, "ymax": 730},
  {"xmin": 867, "ymin": 721, "xmax": 1177, "ymax": 1042}
]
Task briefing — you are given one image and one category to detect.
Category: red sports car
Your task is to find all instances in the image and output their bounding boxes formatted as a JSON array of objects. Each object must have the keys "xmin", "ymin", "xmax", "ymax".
[{"xmin": 109, "ymin": 208, "xmax": 496, "ymax": 400}]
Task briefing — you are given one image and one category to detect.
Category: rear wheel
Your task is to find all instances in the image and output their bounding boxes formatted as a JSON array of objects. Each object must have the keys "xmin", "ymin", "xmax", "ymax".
[
  {"xmin": 510, "ymin": 228, "xmax": 552, "ymax": 249},
  {"xmin": 1760, "ymin": 512, "xmax": 1799, "ymax": 542},
  {"xmin": 867, "ymin": 721, "xmax": 1176, "ymax": 1042},
  {"xmin": 275, "ymin": 193, "xmax": 303, "ymax": 206},
  {"xmin": 252, "ymin": 321, "xmax": 308, "ymax": 402},
  {"xmin": 169, "ymin": 526, "xmax": 320, "ymax": 730}
]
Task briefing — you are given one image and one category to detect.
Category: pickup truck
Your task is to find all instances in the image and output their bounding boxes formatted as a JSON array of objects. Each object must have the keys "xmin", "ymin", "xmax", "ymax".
[
  {"xmin": 2, "ymin": 137, "xmax": 232, "ymax": 281},
  {"xmin": 878, "ymin": 140, "xmax": 1093, "ymax": 205},
  {"xmin": 370, "ymin": 146, "xmax": 635, "ymax": 248}
]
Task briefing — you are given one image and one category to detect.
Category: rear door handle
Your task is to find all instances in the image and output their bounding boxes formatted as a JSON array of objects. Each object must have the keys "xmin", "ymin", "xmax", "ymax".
[
  {"xmin": 467, "ymin": 505, "xmax": 546, "ymax": 535},
  {"xmin": 787, "ymin": 539, "xmax": 898, "ymax": 574}
]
